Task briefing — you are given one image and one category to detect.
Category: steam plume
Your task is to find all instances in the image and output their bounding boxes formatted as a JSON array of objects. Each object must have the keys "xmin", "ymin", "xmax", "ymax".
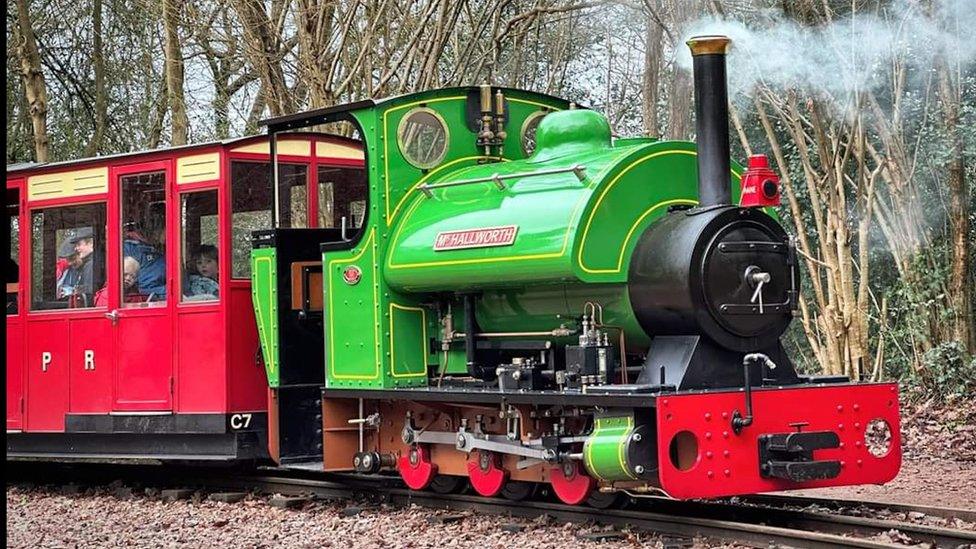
[{"xmin": 678, "ymin": 0, "xmax": 976, "ymax": 104}]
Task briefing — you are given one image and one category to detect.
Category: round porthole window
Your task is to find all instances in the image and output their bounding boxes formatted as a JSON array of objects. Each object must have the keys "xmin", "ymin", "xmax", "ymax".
[
  {"xmin": 397, "ymin": 107, "xmax": 449, "ymax": 169},
  {"xmin": 520, "ymin": 110, "xmax": 549, "ymax": 156}
]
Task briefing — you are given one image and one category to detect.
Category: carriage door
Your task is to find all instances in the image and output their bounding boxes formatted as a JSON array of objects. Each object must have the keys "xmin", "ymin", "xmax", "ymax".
[
  {"xmin": 7, "ymin": 181, "xmax": 25, "ymax": 430},
  {"xmin": 110, "ymin": 162, "xmax": 173, "ymax": 411}
]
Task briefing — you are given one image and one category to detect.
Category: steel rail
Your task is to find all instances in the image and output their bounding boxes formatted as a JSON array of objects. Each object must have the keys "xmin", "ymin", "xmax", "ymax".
[
  {"xmin": 207, "ymin": 472, "xmax": 976, "ymax": 549},
  {"xmin": 10, "ymin": 463, "xmax": 975, "ymax": 549},
  {"xmin": 741, "ymin": 493, "xmax": 976, "ymax": 523}
]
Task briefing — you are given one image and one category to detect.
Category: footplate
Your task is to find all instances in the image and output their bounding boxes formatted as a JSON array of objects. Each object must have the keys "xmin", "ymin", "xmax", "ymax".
[
  {"xmin": 759, "ymin": 431, "xmax": 841, "ymax": 481},
  {"xmin": 655, "ymin": 383, "xmax": 901, "ymax": 499}
]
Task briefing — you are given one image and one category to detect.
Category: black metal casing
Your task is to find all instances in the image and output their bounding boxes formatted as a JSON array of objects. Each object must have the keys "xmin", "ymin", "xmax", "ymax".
[{"xmin": 628, "ymin": 205, "xmax": 795, "ymax": 353}]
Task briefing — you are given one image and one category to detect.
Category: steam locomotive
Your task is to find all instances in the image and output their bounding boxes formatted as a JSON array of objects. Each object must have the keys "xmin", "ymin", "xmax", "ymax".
[{"xmin": 250, "ymin": 35, "xmax": 901, "ymax": 503}]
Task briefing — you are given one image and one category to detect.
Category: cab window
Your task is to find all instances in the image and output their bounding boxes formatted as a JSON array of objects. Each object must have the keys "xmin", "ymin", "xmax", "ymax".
[
  {"xmin": 180, "ymin": 190, "xmax": 219, "ymax": 302},
  {"xmin": 230, "ymin": 161, "xmax": 306, "ymax": 279},
  {"xmin": 30, "ymin": 203, "xmax": 107, "ymax": 310},
  {"xmin": 317, "ymin": 166, "xmax": 367, "ymax": 229}
]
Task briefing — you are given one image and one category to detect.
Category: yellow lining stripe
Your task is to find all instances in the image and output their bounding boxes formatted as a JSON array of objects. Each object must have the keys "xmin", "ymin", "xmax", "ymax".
[
  {"xmin": 507, "ymin": 97, "xmax": 563, "ymax": 111},
  {"xmin": 584, "ymin": 422, "xmax": 604, "ymax": 482},
  {"xmin": 387, "ymin": 155, "xmax": 499, "ymax": 225},
  {"xmin": 327, "ymin": 229, "xmax": 381, "ymax": 381},
  {"xmin": 388, "ymin": 302, "xmax": 428, "ymax": 378},
  {"xmin": 577, "ymin": 150, "xmax": 743, "ymax": 274},
  {"xmin": 386, "ymin": 149, "xmax": 635, "ymax": 270}
]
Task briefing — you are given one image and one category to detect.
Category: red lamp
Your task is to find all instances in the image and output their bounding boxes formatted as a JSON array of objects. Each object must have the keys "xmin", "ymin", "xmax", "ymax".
[{"xmin": 738, "ymin": 154, "xmax": 781, "ymax": 208}]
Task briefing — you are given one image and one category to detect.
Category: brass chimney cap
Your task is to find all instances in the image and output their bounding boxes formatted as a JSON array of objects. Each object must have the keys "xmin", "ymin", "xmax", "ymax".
[{"xmin": 686, "ymin": 35, "xmax": 731, "ymax": 56}]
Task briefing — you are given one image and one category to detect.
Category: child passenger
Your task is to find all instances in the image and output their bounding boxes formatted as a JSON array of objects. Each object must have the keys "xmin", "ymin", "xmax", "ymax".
[{"xmin": 184, "ymin": 245, "xmax": 219, "ymax": 300}]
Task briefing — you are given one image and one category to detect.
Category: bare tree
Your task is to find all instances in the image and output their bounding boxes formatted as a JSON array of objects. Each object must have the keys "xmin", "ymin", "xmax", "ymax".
[
  {"xmin": 86, "ymin": 0, "xmax": 107, "ymax": 155},
  {"xmin": 664, "ymin": 0, "xmax": 693, "ymax": 139},
  {"xmin": 163, "ymin": 0, "xmax": 189, "ymax": 145},
  {"xmin": 641, "ymin": 0, "xmax": 665, "ymax": 137},
  {"xmin": 231, "ymin": 0, "xmax": 295, "ymax": 116},
  {"xmin": 937, "ymin": 57, "xmax": 973, "ymax": 352},
  {"xmin": 12, "ymin": 0, "xmax": 51, "ymax": 162}
]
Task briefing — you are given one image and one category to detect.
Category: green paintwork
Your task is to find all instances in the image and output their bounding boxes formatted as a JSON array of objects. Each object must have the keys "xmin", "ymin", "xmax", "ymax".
[
  {"xmin": 321, "ymin": 88, "xmax": 570, "ymax": 388},
  {"xmin": 583, "ymin": 414, "xmax": 638, "ymax": 481},
  {"xmin": 476, "ymin": 284, "xmax": 648, "ymax": 346},
  {"xmin": 377, "ymin": 107, "xmax": 746, "ymax": 356},
  {"xmin": 251, "ymin": 247, "xmax": 280, "ymax": 388},
  {"xmin": 286, "ymin": 86, "xmax": 757, "ymax": 388},
  {"xmin": 383, "ymin": 112, "xmax": 744, "ymax": 292}
]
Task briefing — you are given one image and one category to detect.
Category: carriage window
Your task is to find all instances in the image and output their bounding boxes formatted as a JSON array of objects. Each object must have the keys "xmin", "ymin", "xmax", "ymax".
[
  {"xmin": 231, "ymin": 161, "xmax": 307, "ymax": 279},
  {"xmin": 317, "ymin": 166, "xmax": 367, "ymax": 229},
  {"xmin": 180, "ymin": 190, "xmax": 219, "ymax": 303},
  {"xmin": 30, "ymin": 203, "xmax": 107, "ymax": 311},
  {"xmin": 7, "ymin": 187, "xmax": 19, "ymax": 315},
  {"xmin": 120, "ymin": 171, "xmax": 167, "ymax": 307}
]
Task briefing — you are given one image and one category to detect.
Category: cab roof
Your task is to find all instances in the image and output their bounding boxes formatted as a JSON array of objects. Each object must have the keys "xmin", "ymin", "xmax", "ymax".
[{"xmin": 259, "ymin": 86, "xmax": 573, "ymax": 133}]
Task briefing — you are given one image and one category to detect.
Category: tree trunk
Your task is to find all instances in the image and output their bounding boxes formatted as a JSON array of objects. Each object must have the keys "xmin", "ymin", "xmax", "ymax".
[
  {"xmin": 641, "ymin": 3, "xmax": 662, "ymax": 137},
  {"xmin": 13, "ymin": 0, "xmax": 50, "ymax": 162},
  {"xmin": 665, "ymin": 0, "xmax": 693, "ymax": 140},
  {"xmin": 294, "ymin": 0, "xmax": 336, "ymax": 110},
  {"xmin": 87, "ymin": 0, "xmax": 107, "ymax": 156},
  {"xmin": 937, "ymin": 60, "xmax": 974, "ymax": 353},
  {"xmin": 163, "ymin": 0, "xmax": 189, "ymax": 145},
  {"xmin": 232, "ymin": 0, "xmax": 294, "ymax": 117}
]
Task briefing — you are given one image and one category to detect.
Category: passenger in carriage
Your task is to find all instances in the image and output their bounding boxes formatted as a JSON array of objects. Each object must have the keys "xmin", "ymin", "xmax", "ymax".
[
  {"xmin": 122, "ymin": 222, "xmax": 166, "ymax": 301},
  {"xmin": 184, "ymin": 245, "xmax": 219, "ymax": 301},
  {"xmin": 93, "ymin": 256, "xmax": 142, "ymax": 307},
  {"xmin": 65, "ymin": 228, "xmax": 98, "ymax": 306},
  {"xmin": 55, "ymin": 239, "xmax": 83, "ymax": 299}
]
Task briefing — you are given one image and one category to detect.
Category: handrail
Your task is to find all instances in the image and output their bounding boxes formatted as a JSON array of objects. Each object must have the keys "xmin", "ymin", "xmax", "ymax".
[{"xmin": 418, "ymin": 164, "xmax": 587, "ymax": 198}]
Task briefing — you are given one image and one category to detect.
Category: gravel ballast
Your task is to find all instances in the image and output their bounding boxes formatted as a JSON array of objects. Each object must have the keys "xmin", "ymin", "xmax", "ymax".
[{"xmin": 6, "ymin": 485, "xmax": 688, "ymax": 548}]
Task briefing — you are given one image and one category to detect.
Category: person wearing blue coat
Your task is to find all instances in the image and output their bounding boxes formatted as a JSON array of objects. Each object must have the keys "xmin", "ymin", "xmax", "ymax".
[{"xmin": 122, "ymin": 225, "xmax": 166, "ymax": 301}]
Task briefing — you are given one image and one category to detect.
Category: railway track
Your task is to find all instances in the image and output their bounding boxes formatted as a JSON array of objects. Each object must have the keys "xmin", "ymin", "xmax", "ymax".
[{"xmin": 9, "ymin": 462, "xmax": 976, "ymax": 548}]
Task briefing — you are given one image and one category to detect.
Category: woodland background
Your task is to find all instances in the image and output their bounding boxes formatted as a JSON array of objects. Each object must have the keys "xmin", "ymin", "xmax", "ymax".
[{"xmin": 7, "ymin": 0, "xmax": 975, "ymax": 397}]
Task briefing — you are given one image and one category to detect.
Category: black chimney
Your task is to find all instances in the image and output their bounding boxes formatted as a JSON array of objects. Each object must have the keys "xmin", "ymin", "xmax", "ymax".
[{"xmin": 687, "ymin": 35, "xmax": 732, "ymax": 207}]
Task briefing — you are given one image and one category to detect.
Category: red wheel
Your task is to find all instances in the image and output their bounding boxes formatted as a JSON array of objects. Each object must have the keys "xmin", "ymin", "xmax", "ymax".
[
  {"xmin": 466, "ymin": 451, "xmax": 508, "ymax": 497},
  {"xmin": 398, "ymin": 445, "xmax": 437, "ymax": 490},
  {"xmin": 550, "ymin": 461, "xmax": 595, "ymax": 505}
]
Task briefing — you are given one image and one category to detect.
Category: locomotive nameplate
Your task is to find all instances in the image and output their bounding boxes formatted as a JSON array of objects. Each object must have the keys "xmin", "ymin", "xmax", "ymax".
[{"xmin": 433, "ymin": 225, "xmax": 518, "ymax": 251}]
